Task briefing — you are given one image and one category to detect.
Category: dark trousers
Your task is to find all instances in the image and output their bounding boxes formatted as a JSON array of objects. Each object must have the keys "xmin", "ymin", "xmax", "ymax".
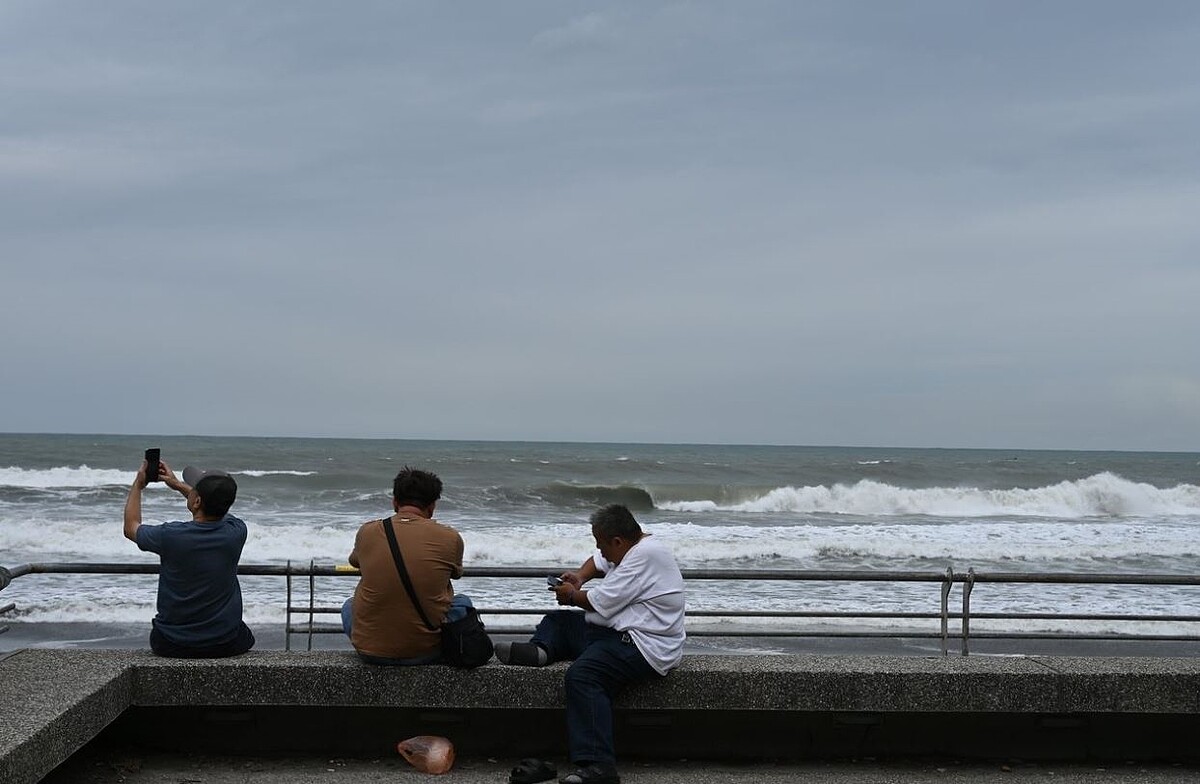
[
  {"xmin": 149, "ymin": 621, "xmax": 255, "ymax": 659},
  {"xmin": 530, "ymin": 610, "xmax": 659, "ymax": 767}
]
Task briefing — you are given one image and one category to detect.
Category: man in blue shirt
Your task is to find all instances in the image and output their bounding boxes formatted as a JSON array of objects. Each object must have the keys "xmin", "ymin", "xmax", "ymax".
[{"xmin": 123, "ymin": 458, "xmax": 254, "ymax": 658}]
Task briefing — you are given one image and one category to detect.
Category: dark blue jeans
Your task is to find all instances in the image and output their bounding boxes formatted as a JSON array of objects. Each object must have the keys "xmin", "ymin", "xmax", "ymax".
[
  {"xmin": 530, "ymin": 610, "xmax": 659, "ymax": 767},
  {"xmin": 149, "ymin": 621, "xmax": 254, "ymax": 659}
]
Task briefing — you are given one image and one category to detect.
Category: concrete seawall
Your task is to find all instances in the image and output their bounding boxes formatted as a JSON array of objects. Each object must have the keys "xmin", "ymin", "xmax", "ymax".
[{"xmin": 4, "ymin": 650, "xmax": 1199, "ymax": 784}]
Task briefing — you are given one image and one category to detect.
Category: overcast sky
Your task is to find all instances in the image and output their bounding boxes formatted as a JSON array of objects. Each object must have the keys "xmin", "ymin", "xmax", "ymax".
[{"xmin": 2, "ymin": 2, "xmax": 1198, "ymax": 451}]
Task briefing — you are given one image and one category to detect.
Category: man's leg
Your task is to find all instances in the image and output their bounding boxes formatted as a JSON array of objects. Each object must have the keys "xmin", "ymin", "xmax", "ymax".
[
  {"xmin": 341, "ymin": 597, "xmax": 354, "ymax": 637},
  {"xmin": 148, "ymin": 622, "xmax": 254, "ymax": 659},
  {"xmin": 443, "ymin": 593, "xmax": 473, "ymax": 623},
  {"xmin": 564, "ymin": 630, "xmax": 657, "ymax": 773},
  {"xmin": 496, "ymin": 610, "xmax": 587, "ymax": 666}
]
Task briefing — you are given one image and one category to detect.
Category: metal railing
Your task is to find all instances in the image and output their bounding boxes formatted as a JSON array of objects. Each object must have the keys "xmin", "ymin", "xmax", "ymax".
[{"xmin": 3, "ymin": 562, "xmax": 1199, "ymax": 656}]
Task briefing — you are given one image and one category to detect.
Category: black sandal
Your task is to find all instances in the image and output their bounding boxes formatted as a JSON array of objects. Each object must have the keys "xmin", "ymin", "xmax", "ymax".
[
  {"xmin": 558, "ymin": 763, "xmax": 620, "ymax": 784},
  {"xmin": 510, "ymin": 757, "xmax": 557, "ymax": 784}
]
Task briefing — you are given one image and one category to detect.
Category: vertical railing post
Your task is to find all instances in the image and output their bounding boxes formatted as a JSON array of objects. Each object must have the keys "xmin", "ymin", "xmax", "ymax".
[
  {"xmin": 307, "ymin": 560, "xmax": 317, "ymax": 652},
  {"xmin": 940, "ymin": 566, "xmax": 954, "ymax": 656},
  {"xmin": 284, "ymin": 560, "xmax": 293, "ymax": 652},
  {"xmin": 961, "ymin": 568, "xmax": 976, "ymax": 656}
]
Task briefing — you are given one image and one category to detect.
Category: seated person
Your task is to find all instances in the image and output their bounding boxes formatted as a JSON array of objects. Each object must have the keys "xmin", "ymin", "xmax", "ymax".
[
  {"xmin": 123, "ymin": 459, "xmax": 254, "ymax": 658},
  {"xmin": 497, "ymin": 504, "xmax": 685, "ymax": 784},
  {"xmin": 342, "ymin": 466, "xmax": 474, "ymax": 665}
]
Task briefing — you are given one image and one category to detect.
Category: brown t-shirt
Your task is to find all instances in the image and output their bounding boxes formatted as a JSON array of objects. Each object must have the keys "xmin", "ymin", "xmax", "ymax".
[{"xmin": 348, "ymin": 514, "xmax": 464, "ymax": 660}]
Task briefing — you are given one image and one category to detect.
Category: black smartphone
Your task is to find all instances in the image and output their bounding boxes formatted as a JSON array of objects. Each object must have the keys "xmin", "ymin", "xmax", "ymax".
[
  {"xmin": 144, "ymin": 448, "xmax": 161, "ymax": 483},
  {"xmin": 546, "ymin": 575, "xmax": 564, "ymax": 588}
]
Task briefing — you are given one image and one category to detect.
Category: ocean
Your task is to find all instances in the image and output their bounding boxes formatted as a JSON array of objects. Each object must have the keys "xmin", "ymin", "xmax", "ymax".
[{"xmin": 2, "ymin": 433, "xmax": 1198, "ymax": 651}]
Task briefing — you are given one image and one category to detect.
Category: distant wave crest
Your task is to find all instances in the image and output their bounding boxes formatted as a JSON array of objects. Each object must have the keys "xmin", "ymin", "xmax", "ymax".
[
  {"xmin": 658, "ymin": 473, "xmax": 1200, "ymax": 518},
  {"xmin": 237, "ymin": 470, "xmax": 318, "ymax": 477},
  {"xmin": 0, "ymin": 465, "xmax": 133, "ymax": 489},
  {"xmin": 538, "ymin": 483, "xmax": 656, "ymax": 511},
  {"xmin": 0, "ymin": 465, "xmax": 316, "ymax": 489}
]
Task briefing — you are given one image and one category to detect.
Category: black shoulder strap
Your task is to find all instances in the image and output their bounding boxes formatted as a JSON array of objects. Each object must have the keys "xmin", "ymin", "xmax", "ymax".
[{"xmin": 380, "ymin": 517, "xmax": 439, "ymax": 632}]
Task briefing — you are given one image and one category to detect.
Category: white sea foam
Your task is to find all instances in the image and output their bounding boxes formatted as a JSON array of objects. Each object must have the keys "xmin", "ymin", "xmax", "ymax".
[
  {"xmin": 237, "ymin": 470, "xmax": 318, "ymax": 477},
  {"xmin": 658, "ymin": 473, "xmax": 1200, "ymax": 518},
  {"xmin": 0, "ymin": 465, "xmax": 133, "ymax": 489},
  {"xmin": 0, "ymin": 465, "xmax": 316, "ymax": 488},
  {"xmin": 5, "ymin": 512, "xmax": 1197, "ymax": 570}
]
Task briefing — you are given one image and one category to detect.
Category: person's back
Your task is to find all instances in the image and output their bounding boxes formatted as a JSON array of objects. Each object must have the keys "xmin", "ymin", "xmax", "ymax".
[
  {"xmin": 349, "ymin": 513, "xmax": 463, "ymax": 659},
  {"xmin": 142, "ymin": 513, "xmax": 247, "ymax": 645},
  {"xmin": 341, "ymin": 465, "xmax": 472, "ymax": 665}
]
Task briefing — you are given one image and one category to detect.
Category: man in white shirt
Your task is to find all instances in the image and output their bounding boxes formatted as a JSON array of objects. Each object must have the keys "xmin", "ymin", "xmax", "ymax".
[{"xmin": 496, "ymin": 504, "xmax": 685, "ymax": 784}]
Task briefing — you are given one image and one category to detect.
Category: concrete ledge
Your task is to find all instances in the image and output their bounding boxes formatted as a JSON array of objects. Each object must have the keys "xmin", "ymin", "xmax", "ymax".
[
  {"xmin": 0, "ymin": 650, "xmax": 132, "ymax": 784},
  {"xmin": 122, "ymin": 651, "xmax": 1200, "ymax": 713},
  {"xmin": 4, "ymin": 650, "xmax": 1200, "ymax": 783}
]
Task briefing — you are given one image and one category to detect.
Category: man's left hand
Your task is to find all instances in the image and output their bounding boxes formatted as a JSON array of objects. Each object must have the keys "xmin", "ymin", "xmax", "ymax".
[{"xmin": 553, "ymin": 584, "xmax": 576, "ymax": 606}]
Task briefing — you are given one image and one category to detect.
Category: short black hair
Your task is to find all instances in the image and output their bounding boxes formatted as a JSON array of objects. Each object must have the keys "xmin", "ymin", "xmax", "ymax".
[
  {"xmin": 590, "ymin": 504, "xmax": 642, "ymax": 540},
  {"xmin": 195, "ymin": 474, "xmax": 237, "ymax": 518},
  {"xmin": 393, "ymin": 466, "xmax": 443, "ymax": 508}
]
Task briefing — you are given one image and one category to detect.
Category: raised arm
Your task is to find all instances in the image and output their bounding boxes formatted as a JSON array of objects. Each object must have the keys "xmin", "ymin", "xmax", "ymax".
[{"xmin": 122, "ymin": 463, "xmax": 148, "ymax": 542}]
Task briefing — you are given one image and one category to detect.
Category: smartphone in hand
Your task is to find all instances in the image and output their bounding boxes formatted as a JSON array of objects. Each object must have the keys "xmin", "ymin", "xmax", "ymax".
[
  {"xmin": 546, "ymin": 575, "xmax": 564, "ymax": 589},
  {"xmin": 144, "ymin": 448, "xmax": 161, "ymax": 483}
]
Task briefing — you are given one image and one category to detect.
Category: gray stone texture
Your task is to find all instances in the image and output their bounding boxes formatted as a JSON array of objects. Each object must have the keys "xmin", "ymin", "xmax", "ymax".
[{"xmin": 4, "ymin": 650, "xmax": 1200, "ymax": 784}]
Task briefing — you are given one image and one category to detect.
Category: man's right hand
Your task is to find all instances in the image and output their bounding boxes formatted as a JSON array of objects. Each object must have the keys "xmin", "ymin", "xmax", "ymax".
[
  {"xmin": 158, "ymin": 460, "xmax": 179, "ymax": 486},
  {"xmin": 158, "ymin": 461, "xmax": 191, "ymax": 497}
]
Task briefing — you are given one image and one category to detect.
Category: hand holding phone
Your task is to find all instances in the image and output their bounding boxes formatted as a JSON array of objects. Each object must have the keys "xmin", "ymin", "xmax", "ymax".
[
  {"xmin": 546, "ymin": 574, "xmax": 564, "ymax": 589},
  {"xmin": 144, "ymin": 448, "xmax": 161, "ymax": 483}
]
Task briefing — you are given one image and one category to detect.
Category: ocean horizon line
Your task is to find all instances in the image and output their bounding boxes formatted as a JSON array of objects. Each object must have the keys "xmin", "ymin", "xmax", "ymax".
[{"xmin": 2, "ymin": 431, "xmax": 1195, "ymax": 456}]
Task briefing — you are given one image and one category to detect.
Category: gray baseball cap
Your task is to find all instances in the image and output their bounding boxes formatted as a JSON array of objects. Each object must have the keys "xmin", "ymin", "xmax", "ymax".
[{"xmin": 182, "ymin": 465, "xmax": 231, "ymax": 486}]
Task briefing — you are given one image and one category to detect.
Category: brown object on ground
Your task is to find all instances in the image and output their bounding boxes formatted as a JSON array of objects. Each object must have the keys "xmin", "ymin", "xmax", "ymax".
[{"xmin": 396, "ymin": 735, "xmax": 455, "ymax": 774}]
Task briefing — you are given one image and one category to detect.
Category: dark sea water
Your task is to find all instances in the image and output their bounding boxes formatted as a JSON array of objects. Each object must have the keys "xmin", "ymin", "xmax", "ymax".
[{"xmin": 2, "ymin": 434, "xmax": 1198, "ymax": 650}]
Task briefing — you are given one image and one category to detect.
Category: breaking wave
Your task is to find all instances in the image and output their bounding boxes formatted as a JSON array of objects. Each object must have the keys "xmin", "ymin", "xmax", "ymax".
[{"xmin": 658, "ymin": 473, "xmax": 1200, "ymax": 518}]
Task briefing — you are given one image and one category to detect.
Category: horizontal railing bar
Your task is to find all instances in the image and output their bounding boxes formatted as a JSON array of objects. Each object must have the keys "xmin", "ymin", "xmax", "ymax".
[
  {"xmin": 285, "ymin": 606, "xmax": 958, "ymax": 619},
  {"xmin": 10, "ymin": 563, "xmax": 1200, "ymax": 585},
  {"xmin": 965, "ymin": 572, "xmax": 1200, "ymax": 586},
  {"xmin": 964, "ymin": 612, "xmax": 1200, "ymax": 622},
  {"xmin": 6, "ymin": 563, "xmax": 953, "ymax": 581},
  {"xmin": 287, "ymin": 623, "xmax": 1200, "ymax": 643},
  {"xmin": 955, "ymin": 632, "xmax": 1200, "ymax": 641},
  {"xmin": 283, "ymin": 606, "xmax": 1200, "ymax": 625},
  {"xmin": 287, "ymin": 624, "xmax": 953, "ymax": 639}
]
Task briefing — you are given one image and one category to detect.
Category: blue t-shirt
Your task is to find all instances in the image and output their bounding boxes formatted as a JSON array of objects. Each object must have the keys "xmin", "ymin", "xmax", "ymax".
[{"xmin": 135, "ymin": 514, "xmax": 248, "ymax": 646}]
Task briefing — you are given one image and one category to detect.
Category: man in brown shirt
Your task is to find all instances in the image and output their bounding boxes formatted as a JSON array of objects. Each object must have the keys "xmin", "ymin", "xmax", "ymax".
[{"xmin": 340, "ymin": 467, "xmax": 471, "ymax": 664}]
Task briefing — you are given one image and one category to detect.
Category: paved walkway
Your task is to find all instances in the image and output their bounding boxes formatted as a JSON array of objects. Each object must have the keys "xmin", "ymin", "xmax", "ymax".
[{"xmin": 42, "ymin": 749, "xmax": 1200, "ymax": 784}]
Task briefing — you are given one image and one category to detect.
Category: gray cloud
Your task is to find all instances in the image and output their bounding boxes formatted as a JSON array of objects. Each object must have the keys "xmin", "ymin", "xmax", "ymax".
[{"xmin": 2, "ymin": 1, "xmax": 1198, "ymax": 450}]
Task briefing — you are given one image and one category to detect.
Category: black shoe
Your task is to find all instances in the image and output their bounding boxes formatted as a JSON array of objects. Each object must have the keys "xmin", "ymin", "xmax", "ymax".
[
  {"xmin": 494, "ymin": 641, "xmax": 548, "ymax": 666},
  {"xmin": 510, "ymin": 757, "xmax": 557, "ymax": 784}
]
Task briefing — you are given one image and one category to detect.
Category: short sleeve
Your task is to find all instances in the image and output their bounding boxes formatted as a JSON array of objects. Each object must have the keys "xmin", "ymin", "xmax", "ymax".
[
  {"xmin": 450, "ymin": 532, "xmax": 465, "ymax": 579},
  {"xmin": 135, "ymin": 523, "xmax": 164, "ymax": 554}
]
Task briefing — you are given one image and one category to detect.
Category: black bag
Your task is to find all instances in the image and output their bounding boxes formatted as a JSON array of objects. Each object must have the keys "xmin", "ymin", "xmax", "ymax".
[
  {"xmin": 438, "ymin": 606, "xmax": 495, "ymax": 668},
  {"xmin": 380, "ymin": 518, "xmax": 494, "ymax": 667}
]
